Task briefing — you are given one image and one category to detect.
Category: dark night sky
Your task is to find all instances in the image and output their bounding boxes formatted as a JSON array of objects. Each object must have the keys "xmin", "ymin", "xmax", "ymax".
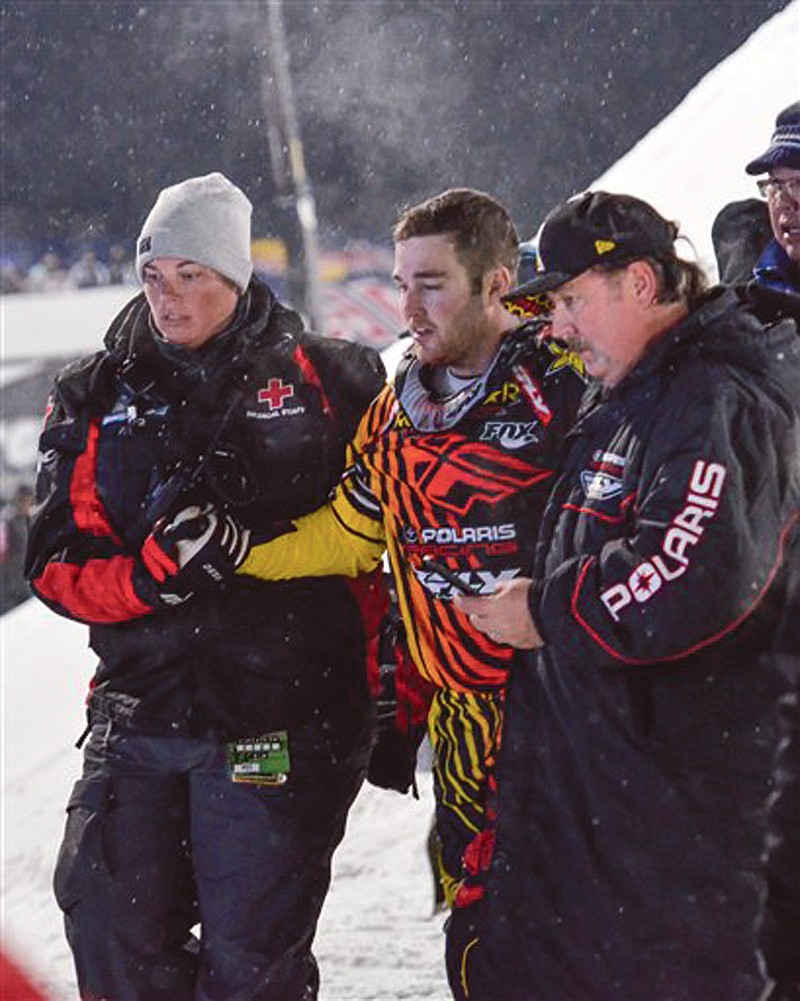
[{"xmin": 1, "ymin": 1, "xmax": 791, "ymax": 262}]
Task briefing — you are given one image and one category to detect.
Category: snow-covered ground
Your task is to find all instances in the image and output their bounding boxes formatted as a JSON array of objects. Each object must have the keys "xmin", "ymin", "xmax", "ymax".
[
  {"xmin": 2, "ymin": 5, "xmax": 798, "ymax": 997},
  {"xmin": 1, "ymin": 594, "xmax": 449, "ymax": 1000}
]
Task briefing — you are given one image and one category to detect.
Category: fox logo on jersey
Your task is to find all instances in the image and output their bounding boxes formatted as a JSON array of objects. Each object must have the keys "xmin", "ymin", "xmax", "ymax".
[{"xmin": 481, "ymin": 422, "xmax": 541, "ymax": 449}]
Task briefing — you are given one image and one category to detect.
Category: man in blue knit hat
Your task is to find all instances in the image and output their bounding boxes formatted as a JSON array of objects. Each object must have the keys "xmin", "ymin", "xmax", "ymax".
[
  {"xmin": 747, "ymin": 98, "xmax": 800, "ymax": 1001},
  {"xmin": 746, "ymin": 100, "xmax": 800, "ymax": 316}
]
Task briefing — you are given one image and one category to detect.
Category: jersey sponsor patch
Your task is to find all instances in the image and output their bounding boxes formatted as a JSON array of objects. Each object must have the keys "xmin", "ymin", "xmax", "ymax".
[
  {"xmin": 580, "ymin": 449, "xmax": 627, "ymax": 501},
  {"xmin": 544, "ymin": 341, "xmax": 587, "ymax": 380},
  {"xmin": 414, "ymin": 562, "xmax": 521, "ymax": 601},
  {"xmin": 502, "ymin": 289, "xmax": 553, "ymax": 320},
  {"xmin": 512, "ymin": 366, "xmax": 553, "ymax": 425},
  {"xmin": 403, "ymin": 522, "xmax": 519, "ymax": 563},
  {"xmin": 481, "ymin": 421, "xmax": 541, "ymax": 449},
  {"xmin": 416, "ymin": 523, "xmax": 517, "ymax": 545},
  {"xmin": 483, "ymin": 381, "xmax": 523, "ymax": 407}
]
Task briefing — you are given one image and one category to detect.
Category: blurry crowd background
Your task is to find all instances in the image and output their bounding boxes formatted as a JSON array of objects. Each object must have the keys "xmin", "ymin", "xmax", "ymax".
[
  {"xmin": 2, "ymin": 246, "xmax": 135, "ymax": 294},
  {"xmin": 1, "ymin": 237, "xmax": 396, "ymax": 297}
]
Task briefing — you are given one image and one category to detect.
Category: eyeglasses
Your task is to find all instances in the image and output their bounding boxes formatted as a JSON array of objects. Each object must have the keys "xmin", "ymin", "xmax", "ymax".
[{"xmin": 757, "ymin": 176, "xmax": 800, "ymax": 202}]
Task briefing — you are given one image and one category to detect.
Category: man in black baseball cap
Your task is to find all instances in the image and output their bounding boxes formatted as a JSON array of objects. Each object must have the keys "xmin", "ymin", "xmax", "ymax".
[
  {"xmin": 504, "ymin": 190, "xmax": 707, "ymax": 388},
  {"xmin": 448, "ymin": 186, "xmax": 800, "ymax": 1001},
  {"xmin": 511, "ymin": 190, "xmax": 678, "ymax": 298},
  {"xmin": 744, "ymin": 101, "xmax": 800, "ymax": 311}
]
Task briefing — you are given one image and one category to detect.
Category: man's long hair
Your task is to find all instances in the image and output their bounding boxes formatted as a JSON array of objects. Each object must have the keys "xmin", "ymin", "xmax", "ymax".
[
  {"xmin": 642, "ymin": 250, "xmax": 709, "ymax": 309},
  {"xmin": 597, "ymin": 219, "xmax": 709, "ymax": 310}
]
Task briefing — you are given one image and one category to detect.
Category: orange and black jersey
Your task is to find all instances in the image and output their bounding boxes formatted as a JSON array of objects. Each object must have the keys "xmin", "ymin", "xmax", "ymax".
[{"xmin": 242, "ymin": 322, "xmax": 586, "ymax": 692}]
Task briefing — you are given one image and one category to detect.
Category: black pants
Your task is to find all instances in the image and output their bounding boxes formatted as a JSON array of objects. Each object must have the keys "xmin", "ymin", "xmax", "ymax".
[
  {"xmin": 54, "ymin": 714, "xmax": 371, "ymax": 1001},
  {"xmin": 445, "ymin": 905, "xmax": 484, "ymax": 1001}
]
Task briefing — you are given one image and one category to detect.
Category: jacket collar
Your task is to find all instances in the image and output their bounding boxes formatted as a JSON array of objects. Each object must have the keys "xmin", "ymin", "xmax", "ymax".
[
  {"xmin": 103, "ymin": 279, "xmax": 300, "ymax": 402},
  {"xmin": 753, "ymin": 239, "xmax": 800, "ymax": 297},
  {"xmin": 579, "ymin": 285, "xmax": 783, "ymax": 419}
]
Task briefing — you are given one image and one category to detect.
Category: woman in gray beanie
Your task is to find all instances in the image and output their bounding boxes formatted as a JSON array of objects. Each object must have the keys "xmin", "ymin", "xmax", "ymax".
[{"xmin": 26, "ymin": 172, "xmax": 387, "ymax": 1001}]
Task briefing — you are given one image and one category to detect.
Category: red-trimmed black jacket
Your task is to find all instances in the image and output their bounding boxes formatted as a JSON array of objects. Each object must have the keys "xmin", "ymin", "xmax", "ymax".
[
  {"xmin": 25, "ymin": 280, "xmax": 387, "ymax": 738},
  {"xmin": 471, "ymin": 287, "xmax": 800, "ymax": 1000}
]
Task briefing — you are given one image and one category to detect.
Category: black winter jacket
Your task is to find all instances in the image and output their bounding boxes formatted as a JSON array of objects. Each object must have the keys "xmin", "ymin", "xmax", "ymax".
[
  {"xmin": 760, "ymin": 677, "xmax": 800, "ymax": 992},
  {"xmin": 26, "ymin": 280, "xmax": 387, "ymax": 739},
  {"xmin": 471, "ymin": 288, "xmax": 800, "ymax": 1001}
]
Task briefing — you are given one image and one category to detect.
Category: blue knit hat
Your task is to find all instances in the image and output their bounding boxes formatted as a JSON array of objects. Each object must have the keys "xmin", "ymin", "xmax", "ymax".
[{"xmin": 745, "ymin": 101, "xmax": 800, "ymax": 175}]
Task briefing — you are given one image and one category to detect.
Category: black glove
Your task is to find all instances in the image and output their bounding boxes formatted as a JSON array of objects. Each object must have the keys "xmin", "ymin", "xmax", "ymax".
[
  {"xmin": 142, "ymin": 503, "xmax": 250, "ymax": 607},
  {"xmin": 367, "ymin": 657, "xmax": 427, "ymax": 795},
  {"xmin": 367, "ymin": 717, "xmax": 426, "ymax": 795}
]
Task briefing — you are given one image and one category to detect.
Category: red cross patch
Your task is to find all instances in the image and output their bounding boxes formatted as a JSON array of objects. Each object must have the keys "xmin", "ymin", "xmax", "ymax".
[{"xmin": 257, "ymin": 378, "xmax": 295, "ymax": 410}]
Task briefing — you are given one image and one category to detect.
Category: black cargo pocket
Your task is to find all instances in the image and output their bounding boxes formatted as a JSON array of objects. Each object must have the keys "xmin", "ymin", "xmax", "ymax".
[{"xmin": 53, "ymin": 775, "xmax": 111, "ymax": 913}]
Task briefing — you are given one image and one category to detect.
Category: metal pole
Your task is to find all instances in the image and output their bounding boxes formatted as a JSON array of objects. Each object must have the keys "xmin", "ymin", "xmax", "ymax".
[{"xmin": 260, "ymin": 0, "xmax": 323, "ymax": 331}]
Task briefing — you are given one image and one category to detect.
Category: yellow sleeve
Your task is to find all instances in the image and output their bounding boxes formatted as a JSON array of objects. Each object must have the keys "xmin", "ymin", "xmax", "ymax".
[
  {"xmin": 240, "ymin": 389, "xmax": 391, "ymax": 581},
  {"xmin": 239, "ymin": 494, "xmax": 386, "ymax": 581}
]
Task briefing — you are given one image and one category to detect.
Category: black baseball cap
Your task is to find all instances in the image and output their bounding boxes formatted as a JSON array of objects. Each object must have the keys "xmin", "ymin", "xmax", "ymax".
[
  {"xmin": 508, "ymin": 191, "xmax": 677, "ymax": 298},
  {"xmin": 745, "ymin": 101, "xmax": 800, "ymax": 175}
]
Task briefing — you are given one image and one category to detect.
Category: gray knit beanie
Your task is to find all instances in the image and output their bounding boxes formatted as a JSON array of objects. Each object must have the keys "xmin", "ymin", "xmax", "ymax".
[{"xmin": 136, "ymin": 172, "xmax": 253, "ymax": 291}]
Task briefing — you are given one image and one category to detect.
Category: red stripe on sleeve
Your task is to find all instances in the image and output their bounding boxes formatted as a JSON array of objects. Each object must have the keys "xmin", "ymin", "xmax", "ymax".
[
  {"xmin": 292, "ymin": 345, "xmax": 335, "ymax": 419},
  {"xmin": 571, "ymin": 511, "xmax": 800, "ymax": 664},
  {"xmin": 71, "ymin": 420, "xmax": 122, "ymax": 541},
  {"xmin": 141, "ymin": 533, "xmax": 178, "ymax": 583},
  {"xmin": 36, "ymin": 555, "xmax": 153, "ymax": 623}
]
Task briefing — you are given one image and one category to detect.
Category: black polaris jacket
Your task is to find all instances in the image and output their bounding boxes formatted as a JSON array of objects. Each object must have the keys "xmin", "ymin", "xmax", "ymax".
[
  {"xmin": 26, "ymin": 280, "xmax": 387, "ymax": 739},
  {"xmin": 469, "ymin": 287, "xmax": 800, "ymax": 1001}
]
